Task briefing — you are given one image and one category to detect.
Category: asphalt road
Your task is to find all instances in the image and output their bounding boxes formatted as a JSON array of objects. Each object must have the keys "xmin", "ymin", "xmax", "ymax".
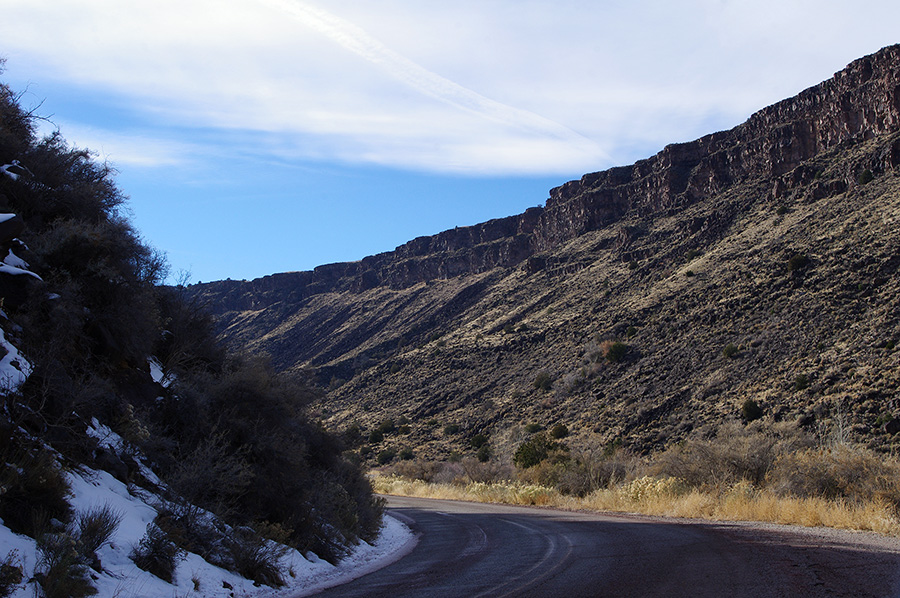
[{"xmin": 310, "ymin": 496, "xmax": 900, "ymax": 597}]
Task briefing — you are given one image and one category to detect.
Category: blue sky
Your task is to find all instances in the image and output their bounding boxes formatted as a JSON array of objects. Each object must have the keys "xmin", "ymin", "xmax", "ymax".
[{"xmin": 1, "ymin": 0, "xmax": 899, "ymax": 283}]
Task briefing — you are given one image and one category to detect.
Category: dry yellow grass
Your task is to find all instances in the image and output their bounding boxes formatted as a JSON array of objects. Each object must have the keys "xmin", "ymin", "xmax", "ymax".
[{"xmin": 371, "ymin": 474, "xmax": 900, "ymax": 535}]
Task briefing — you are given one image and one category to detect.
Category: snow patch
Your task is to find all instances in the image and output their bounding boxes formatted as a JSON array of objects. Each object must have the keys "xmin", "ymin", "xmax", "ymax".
[
  {"xmin": 0, "ymin": 460, "xmax": 415, "ymax": 598},
  {"xmin": 0, "ymin": 161, "xmax": 32, "ymax": 181},
  {"xmin": 0, "ymin": 263, "xmax": 41, "ymax": 280},
  {"xmin": 147, "ymin": 357, "xmax": 174, "ymax": 387},
  {"xmin": 2, "ymin": 249, "xmax": 28, "ymax": 270},
  {"xmin": 0, "ymin": 327, "xmax": 31, "ymax": 393}
]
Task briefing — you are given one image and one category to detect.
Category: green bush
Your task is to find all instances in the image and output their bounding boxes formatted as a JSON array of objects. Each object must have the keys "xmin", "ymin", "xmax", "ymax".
[
  {"xmin": 549, "ymin": 423, "xmax": 569, "ymax": 439},
  {"xmin": 532, "ymin": 371, "xmax": 553, "ymax": 391},
  {"xmin": 858, "ymin": 169, "xmax": 874, "ymax": 185},
  {"xmin": 470, "ymin": 434, "xmax": 489, "ymax": 449},
  {"xmin": 443, "ymin": 423, "xmax": 460, "ymax": 435},
  {"xmin": 794, "ymin": 374, "xmax": 810, "ymax": 391},
  {"xmin": 513, "ymin": 433, "xmax": 567, "ymax": 469},
  {"xmin": 376, "ymin": 419, "xmax": 396, "ymax": 435},
  {"xmin": 524, "ymin": 423, "xmax": 542, "ymax": 434},
  {"xmin": 741, "ymin": 399, "xmax": 763, "ymax": 422},
  {"xmin": 603, "ymin": 341, "xmax": 629, "ymax": 363},
  {"xmin": 722, "ymin": 343, "xmax": 739, "ymax": 359},
  {"xmin": 377, "ymin": 449, "xmax": 397, "ymax": 465},
  {"xmin": 787, "ymin": 253, "xmax": 810, "ymax": 272}
]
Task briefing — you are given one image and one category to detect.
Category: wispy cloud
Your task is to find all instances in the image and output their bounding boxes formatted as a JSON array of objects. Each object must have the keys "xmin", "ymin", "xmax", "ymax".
[
  {"xmin": 2, "ymin": 0, "xmax": 899, "ymax": 175},
  {"xmin": 258, "ymin": 1, "xmax": 603, "ymax": 149}
]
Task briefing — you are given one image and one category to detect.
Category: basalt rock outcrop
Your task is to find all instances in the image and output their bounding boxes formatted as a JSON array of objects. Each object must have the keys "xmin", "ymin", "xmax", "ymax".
[
  {"xmin": 196, "ymin": 45, "xmax": 900, "ymax": 312},
  {"xmin": 193, "ymin": 45, "xmax": 900, "ymax": 460}
]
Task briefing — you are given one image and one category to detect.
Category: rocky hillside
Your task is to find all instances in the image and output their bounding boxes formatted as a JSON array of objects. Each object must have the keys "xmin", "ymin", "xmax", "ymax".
[{"xmin": 193, "ymin": 45, "xmax": 900, "ymax": 462}]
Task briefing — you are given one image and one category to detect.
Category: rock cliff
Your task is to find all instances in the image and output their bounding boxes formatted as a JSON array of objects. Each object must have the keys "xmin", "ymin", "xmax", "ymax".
[
  {"xmin": 196, "ymin": 45, "xmax": 900, "ymax": 312},
  {"xmin": 192, "ymin": 45, "xmax": 900, "ymax": 460}
]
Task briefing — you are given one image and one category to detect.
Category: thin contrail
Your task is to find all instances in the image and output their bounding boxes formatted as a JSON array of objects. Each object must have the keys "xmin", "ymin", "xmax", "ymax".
[{"xmin": 258, "ymin": 0, "xmax": 604, "ymax": 153}]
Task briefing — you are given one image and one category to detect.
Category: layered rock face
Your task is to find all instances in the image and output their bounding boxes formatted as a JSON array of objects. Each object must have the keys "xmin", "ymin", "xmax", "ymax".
[
  {"xmin": 193, "ymin": 45, "xmax": 900, "ymax": 458},
  {"xmin": 196, "ymin": 45, "xmax": 900, "ymax": 314}
]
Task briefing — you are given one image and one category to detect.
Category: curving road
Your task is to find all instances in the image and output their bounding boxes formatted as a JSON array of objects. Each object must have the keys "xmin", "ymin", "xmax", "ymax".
[{"xmin": 308, "ymin": 496, "xmax": 900, "ymax": 597}]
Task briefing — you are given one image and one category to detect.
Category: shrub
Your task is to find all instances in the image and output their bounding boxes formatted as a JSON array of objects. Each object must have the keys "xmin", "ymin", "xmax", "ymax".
[
  {"xmin": 460, "ymin": 457, "xmax": 514, "ymax": 483},
  {"xmin": 768, "ymin": 446, "xmax": 900, "ymax": 508},
  {"xmin": 0, "ymin": 441, "xmax": 72, "ymax": 537},
  {"xmin": 601, "ymin": 341, "xmax": 628, "ymax": 363},
  {"xmin": 398, "ymin": 447, "xmax": 414, "ymax": 460},
  {"xmin": 513, "ymin": 433, "xmax": 568, "ymax": 469},
  {"xmin": 621, "ymin": 476, "xmax": 687, "ymax": 501},
  {"xmin": 130, "ymin": 524, "xmax": 185, "ymax": 583},
  {"xmin": 794, "ymin": 374, "xmax": 809, "ymax": 391},
  {"xmin": 376, "ymin": 419, "xmax": 396, "ymax": 436},
  {"xmin": 443, "ymin": 423, "xmax": 460, "ymax": 435},
  {"xmin": 223, "ymin": 528, "xmax": 288, "ymax": 588},
  {"xmin": 532, "ymin": 371, "xmax": 553, "ymax": 391},
  {"xmin": 858, "ymin": 169, "xmax": 874, "ymax": 185},
  {"xmin": 368, "ymin": 429, "xmax": 384, "ymax": 444},
  {"xmin": 377, "ymin": 449, "xmax": 397, "ymax": 465},
  {"xmin": 549, "ymin": 423, "xmax": 569, "ymax": 439},
  {"xmin": 476, "ymin": 445, "xmax": 491, "ymax": 463},
  {"xmin": 787, "ymin": 253, "xmax": 810, "ymax": 272},
  {"xmin": 385, "ymin": 459, "xmax": 445, "ymax": 483},
  {"xmin": 34, "ymin": 531, "xmax": 97, "ymax": 598},
  {"xmin": 557, "ymin": 448, "xmax": 639, "ymax": 496},
  {"xmin": 74, "ymin": 504, "xmax": 123, "ymax": 566},
  {"xmin": 722, "ymin": 343, "xmax": 739, "ymax": 359},
  {"xmin": 741, "ymin": 399, "xmax": 763, "ymax": 423},
  {"xmin": 470, "ymin": 434, "xmax": 489, "ymax": 449},
  {"xmin": 524, "ymin": 423, "xmax": 542, "ymax": 434},
  {"xmin": 0, "ymin": 552, "xmax": 23, "ymax": 598},
  {"xmin": 154, "ymin": 503, "xmax": 222, "ymax": 560},
  {"xmin": 166, "ymin": 432, "xmax": 252, "ymax": 518},
  {"xmin": 653, "ymin": 423, "xmax": 802, "ymax": 488}
]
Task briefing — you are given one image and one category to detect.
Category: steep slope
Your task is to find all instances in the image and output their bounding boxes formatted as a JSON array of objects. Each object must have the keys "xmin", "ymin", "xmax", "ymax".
[{"xmin": 193, "ymin": 45, "xmax": 900, "ymax": 461}]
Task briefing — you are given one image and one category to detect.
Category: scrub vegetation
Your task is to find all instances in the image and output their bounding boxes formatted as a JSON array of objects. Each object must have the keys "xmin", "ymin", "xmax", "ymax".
[
  {"xmin": 375, "ymin": 420, "xmax": 900, "ymax": 535},
  {"xmin": 0, "ymin": 65, "xmax": 381, "ymax": 596}
]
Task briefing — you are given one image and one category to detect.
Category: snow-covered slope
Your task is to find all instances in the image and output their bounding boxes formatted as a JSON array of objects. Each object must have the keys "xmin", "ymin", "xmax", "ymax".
[{"xmin": 1, "ymin": 456, "xmax": 414, "ymax": 598}]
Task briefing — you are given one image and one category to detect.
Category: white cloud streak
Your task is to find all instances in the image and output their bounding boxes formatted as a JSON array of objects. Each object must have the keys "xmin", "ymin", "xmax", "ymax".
[
  {"xmin": 258, "ymin": 0, "xmax": 602, "ymax": 147},
  {"xmin": 1, "ymin": 0, "xmax": 899, "ymax": 175}
]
